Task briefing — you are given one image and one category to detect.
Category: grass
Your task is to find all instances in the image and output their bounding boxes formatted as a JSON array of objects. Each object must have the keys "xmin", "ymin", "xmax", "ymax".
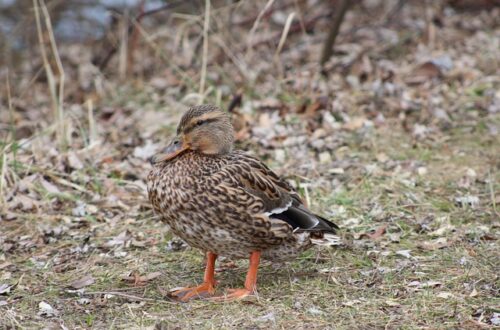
[{"xmin": 1, "ymin": 110, "xmax": 498, "ymax": 329}]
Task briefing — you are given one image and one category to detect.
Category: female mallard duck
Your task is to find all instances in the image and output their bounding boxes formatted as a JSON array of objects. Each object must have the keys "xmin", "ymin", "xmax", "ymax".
[{"xmin": 147, "ymin": 104, "xmax": 339, "ymax": 302}]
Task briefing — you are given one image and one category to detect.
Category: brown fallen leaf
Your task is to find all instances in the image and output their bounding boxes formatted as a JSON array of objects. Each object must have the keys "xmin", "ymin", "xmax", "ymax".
[
  {"xmin": 0, "ymin": 262, "xmax": 13, "ymax": 271},
  {"xmin": 121, "ymin": 271, "xmax": 162, "ymax": 286},
  {"xmin": 69, "ymin": 275, "xmax": 95, "ymax": 289},
  {"xmin": 342, "ymin": 117, "xmax": 367, "ymax": 131},
  {"xmin": 417, "ymin": 237, "xmax": 450, "ymax": 250},
  {"xmin": 360, "ymin": 224, "xmax": 388, "ymax": 240},
  {"xmin": 39, "ymin": 177, "xmax": 61, "ymax": 194},
  {"xmin": 406, "ymin": 61, "xmax": 443, "ymax": 84}
]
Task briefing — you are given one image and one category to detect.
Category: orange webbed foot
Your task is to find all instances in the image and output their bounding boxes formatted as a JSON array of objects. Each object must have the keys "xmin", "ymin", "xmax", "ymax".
[
  {"xmin": 167, "ymin": 282, "xmax": 216, "ymax": 302},
  {"xmin": 209, "ymin": 288, "xmax": 256, "ymax": 302},
  {"xmin": 210, "ymin": 251, "xmax": 261, "ymax": 302}
]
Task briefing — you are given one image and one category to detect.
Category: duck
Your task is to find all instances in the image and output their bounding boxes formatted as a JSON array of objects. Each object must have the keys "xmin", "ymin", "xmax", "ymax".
[{"xmin": 147, "ymin": 104, "xmax": 339, "ymax": 302}]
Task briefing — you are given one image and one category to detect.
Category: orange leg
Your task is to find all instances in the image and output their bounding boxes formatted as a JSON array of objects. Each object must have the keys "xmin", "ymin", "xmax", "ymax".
[
  {"xmin": 211, "ymin": 251, "xmax": 261, "ymax": 302},
  {"xmin": 168, "ymin": 252, "xmax": 217, "ymax": 302}
]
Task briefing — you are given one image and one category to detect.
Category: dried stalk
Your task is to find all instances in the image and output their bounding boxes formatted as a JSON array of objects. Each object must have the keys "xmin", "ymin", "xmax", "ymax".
[
  {"xmin": 33, "ymin": 0, "xmax": 67, "ymax": 149},
  {"xmin": 199, "ymin": 0, "xmax": 211, "ymax": 104},
  {"xmin": 320, "ymin": 0, "xmax": 351, "ymax": 70}
]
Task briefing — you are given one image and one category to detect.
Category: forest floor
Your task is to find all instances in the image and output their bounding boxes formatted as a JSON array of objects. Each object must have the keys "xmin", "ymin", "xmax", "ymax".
[{"xmin": 1, "ymin": 1, "xmax": 499, "ymax": 329}]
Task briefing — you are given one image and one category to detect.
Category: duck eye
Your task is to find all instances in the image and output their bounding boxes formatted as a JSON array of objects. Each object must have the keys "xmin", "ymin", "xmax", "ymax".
[{"xmin": 196, "ymin": 120, "xmax": 204, "ymax": 127}]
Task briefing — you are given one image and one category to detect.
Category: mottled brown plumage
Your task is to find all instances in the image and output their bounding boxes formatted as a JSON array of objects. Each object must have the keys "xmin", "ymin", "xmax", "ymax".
[{"xmin": 147, "ymin": 104, "xmax": 339, "ymax": 301}]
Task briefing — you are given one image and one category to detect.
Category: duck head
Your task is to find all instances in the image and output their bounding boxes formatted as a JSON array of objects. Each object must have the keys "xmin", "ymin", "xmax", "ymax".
[{"xmin": 150, "ymin": 105, "xmax": 234, "ymax": 164}]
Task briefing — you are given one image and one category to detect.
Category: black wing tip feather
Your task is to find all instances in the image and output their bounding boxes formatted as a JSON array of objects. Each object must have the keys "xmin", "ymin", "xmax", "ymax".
[
  {"xmin": 317, "ymin": 214, "xmax": 340, "ymax": 231},
  {"xmin": 270, "ymin": 205, "xmax": 338, "ymax": 234}
]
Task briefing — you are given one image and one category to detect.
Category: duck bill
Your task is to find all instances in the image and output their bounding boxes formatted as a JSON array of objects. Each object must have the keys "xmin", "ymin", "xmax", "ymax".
[{"xmin": 149, "ymin": 140, "xmax": 189, "ymax": 164}]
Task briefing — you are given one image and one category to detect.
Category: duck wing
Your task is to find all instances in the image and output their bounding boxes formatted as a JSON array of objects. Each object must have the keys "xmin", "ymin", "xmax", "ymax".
[{"xmin": 221, "ymin": 151, "xmax": 338, "ymax": 237}]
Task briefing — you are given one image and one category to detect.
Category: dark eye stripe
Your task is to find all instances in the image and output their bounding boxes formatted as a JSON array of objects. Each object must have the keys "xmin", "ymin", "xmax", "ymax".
[{"xmin": 183, "ymin": 117, "xmax": 218, "ymax": 134}]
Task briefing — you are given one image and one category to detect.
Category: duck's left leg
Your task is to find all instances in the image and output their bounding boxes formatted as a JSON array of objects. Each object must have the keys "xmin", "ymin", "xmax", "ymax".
[
  {"xmin": 168, "ymin": 251, "xmax": 217, "ymax": 301},
  {"xmin": 211, "ymin": 251, "xmax": 260, "ymax": 301}
]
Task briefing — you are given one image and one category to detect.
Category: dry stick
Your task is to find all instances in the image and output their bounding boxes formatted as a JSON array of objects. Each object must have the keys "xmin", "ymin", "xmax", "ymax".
[
  {"xmin": 319, "ymin": 0, "xmax": 351, "ymax": 70},
  {"xmin": 212, "ymin": 36, "xmax": 249, "ymax": 80},
  {"xmin": 130, "ymin": 19, "xmax": 195, "ymax": 88},
  {"xmin": 83, "ymin": 291, "xmax": 174, "ymax": 304},
  {"xmin": 119, "ymin": 9, "xmax": 129, "ymax": 80},
  {"xmin": 6, "ymin": 73, "xmax": 14, "ymax": 140},
  {"xmin": 0, "ymin": 74, "xmax": 12, "ymax": 209},
  {"xmin": 248, "ymin": 12, "xmax": 331, "ymax": 51},
  {"xmin": 382, "ymin": 0, "xmax": 408, "ymax": 23},
  {"xmin": 96, "ymin": 1, "xmax": 186, "ymax": 70},
  {"xmin": 40, "ymin": 0, "xmax": 66, "ymax": 147},
  {"xmin": 199, "ymin": 0, "xmax": 210, "ymax": 104},
  {"xmin": 86, "ymin": 99, "xmax": 98, "ymax": 147},
  {"xmin": 274, "ymin": 12, "xmax": 296, "ymax": 59},
  {"xmin": 274, "ymin": 12, "xmax": 296, "ymax": 81},
  {"xmin": 245, "ymin": 0, "xmax": 276, "ymax": 60},
  {"xmin": 424, "ymin": 0, "xmax": 435, "ymax": 48},
  {"xmin": 489, "ymin": 171, "xmax": 500, "ymax": 218},
  {"xmin": 33, "ymin": 0, "xmax": 58, "ymax": 142},
  {"xmin": 0, "ymin": 152, "xmax": 5, "ymax": 210},
  {"xmin": 127, "ymin": 0, "xmax": 146, "ymax": 76}
]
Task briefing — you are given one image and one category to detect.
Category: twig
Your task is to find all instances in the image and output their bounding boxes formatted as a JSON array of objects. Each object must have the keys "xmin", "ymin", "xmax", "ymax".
[
  {"xmin": 212, "ymin": 35, "xmax": 250, "ymax": 80},
  {"xmin": 34, "ymin": 0, "xmax": 67, "ymax": 149},
  {"xmin": 118, "ymin": 9, "xmax": 129, "ymax": 79},
  {"xmin": 130, "ymin": 19, "xmax": 196, "ymax": 88},
  {"xmin": 0, "ymin": 152, "xmax": 5, "ymax": 210},
  {"xmin": 320, "ymin": 0, "xmax": 352, "ymax": 70},
  {"xmin": 382, "ymin": 0, "xmax": 408, "ymax": 23},
  {"xmin": 83, "ymin": 291, "xmax": 174, "ymax": 304},
  {"xmin": 41, "ymin": 0, "xmax": 65, "ymax": 145},
  {"xmin": 247, "ymin": 12, "xmax": 331, "ymax": 51},
  {"xmin": 127, "ymin": 0, "xmax": 146, "ymax": 76},
  {"xmin": 86, "ymin": 99, "xmax": 98, "ymax": 147},
  {"xmin": 489, "ymin": 171, "xmax": 499, "ymax": 218},
  {"xmin": 33, "ymin": 1, "xmax": 57, "ymax": 143},
  {"xmin": 199, "ymin": 0, "xmax": 210, "ymax": 104},
  {"xmin": 95, "ymin": 1, "xmax": 185, "ymax": 71},
  {"xmin": 274, "ymin": 12, "xmax": 296, "ymax": 59},
  {"xmin": 245, "ymin": 0, "xmax": 276, "ymax": 59}
]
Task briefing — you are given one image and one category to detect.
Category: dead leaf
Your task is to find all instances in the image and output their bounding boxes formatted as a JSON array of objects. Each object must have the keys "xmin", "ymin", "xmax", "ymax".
[
  {"xmin": 437, "ymin": 292, "xmax": 455, "ymax": 299},
  {"xmin": 454, "ymin": 195, "xmax": 480, "ymax": 208},
  {"xmin": 342, "ymin": 300, "xmax": 362, "ymax": 307},
  {"xmin": 0, "ymin": 284, "xmax": 11, "ymax": 295},
  {"xmin": 0, "ymin": 262, "xmax": 12, "ymax": 271},
  {"xmin": 343, "ymin": 117, "xmax": 367, "ymax": 131},
  {"xmin": 360, "ymin": 224, "xmax": 388, "ymax": 240},
  {"xmin": 121, "ymin": 271, "xmax": 162, "ymax": 286},
  {"xmin": 408, "ymin": 280, "xmax": 442, "ymax": 289},
  {"xmin": 469, "ymin": 288, "xmax": 478, "ymax": 297},
  {"xmin": 385, "ymin": 300, "xmax": 401, "ymax": 307},
  {"xmin": 396, "ymin": 250, "xmax": 412, "ymax": 259},
  {"xmin": 69, "ymin": 275, "xmax": 95, "ymax": 289},
  {"xmin": 407, "ymin": 61, "xmax": 443, "ymax": 84},
  {"xmin": 8, "ymin": 195, "xmax": 38, "ymax": 211},
  {"xmin": 39, "ymin": 178, "xmax": 60, "ymax": 194},
  {"xmin": 105, "ymin": 230, "xmax": 130, "ymax": 247},
  {"xmin": 38, "ymin": 301, "xmax": 58, "ymax": 317},
  {"xmin": 430, "ymin": 224, "xmax": 456, "ymax": 237},
  {"xmin": 417, "ymin": 237, "xmax": 450, "ymax": 250},
  {"xmin": 66, "ymin": 152, "xmax": 84, "ymax": 170}
]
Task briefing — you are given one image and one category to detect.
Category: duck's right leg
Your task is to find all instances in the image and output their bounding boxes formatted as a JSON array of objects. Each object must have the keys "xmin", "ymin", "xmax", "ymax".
[{"xmin": 168, "ymin": 251, "xmax": 217, "ymax": 302}]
